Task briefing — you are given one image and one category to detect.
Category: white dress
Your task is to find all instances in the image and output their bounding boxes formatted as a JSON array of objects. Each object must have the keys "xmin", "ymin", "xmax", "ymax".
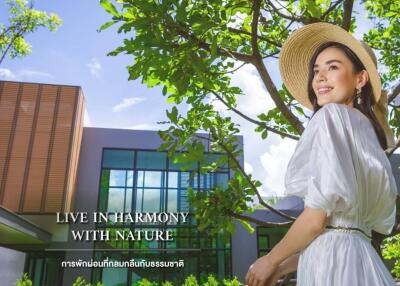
[{"xmin": 283, "ymin": 102, "xmax": 398, "ymax": 285}]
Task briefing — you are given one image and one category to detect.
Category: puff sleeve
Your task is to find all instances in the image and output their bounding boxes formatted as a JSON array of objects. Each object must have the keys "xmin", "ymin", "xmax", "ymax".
[{"xmin": 284, "ymin": 103, "xmax": 358, "ymax": 216}]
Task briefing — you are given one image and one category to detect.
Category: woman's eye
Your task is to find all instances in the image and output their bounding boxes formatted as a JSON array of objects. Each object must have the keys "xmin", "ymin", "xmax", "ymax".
[
  {"xmin": 329, "ymin": 65, "xmax": 338, "ymax": 70},
  {"xmin": 313, "ymin": 70, "xmax": 319, "ymax": 74}
]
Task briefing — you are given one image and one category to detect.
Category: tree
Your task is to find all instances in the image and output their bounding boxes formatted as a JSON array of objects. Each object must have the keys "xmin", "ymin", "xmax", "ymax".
[
  {"xmin": 99, "ymin": 0, "xmax": 400, "ymax": 264},
  {"xmin": 0, "ymin": 0, "xmax": 62, "ymax": 65}
]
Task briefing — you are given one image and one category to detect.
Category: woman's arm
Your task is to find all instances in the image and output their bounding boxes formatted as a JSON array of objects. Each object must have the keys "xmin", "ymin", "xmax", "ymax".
[
  {"xmin": 245, "ymin": 207, "xmax": 328, "ymax": 285},
  {"xmin": 267, "ymin": 207, "xmax": 328, "ymax": 266},
  {"xmin": 265, "ymin": 254, "xmax": 299, "ymax": 286},
  {"xmin": 277, "ymin": 253, "xmax": 299, "ymax": 276}
]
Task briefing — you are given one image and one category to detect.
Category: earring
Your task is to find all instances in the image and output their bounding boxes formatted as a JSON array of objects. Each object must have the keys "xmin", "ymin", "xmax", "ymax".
[{"xmin": 356, "ymin": 87, "xmax": 362, "ymax": 105}]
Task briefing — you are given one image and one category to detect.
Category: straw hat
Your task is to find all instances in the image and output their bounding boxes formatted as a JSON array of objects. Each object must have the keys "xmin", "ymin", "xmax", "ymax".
[{"xmin": 279, "ymin": 22, "xmax": 395, "ymax": 149}]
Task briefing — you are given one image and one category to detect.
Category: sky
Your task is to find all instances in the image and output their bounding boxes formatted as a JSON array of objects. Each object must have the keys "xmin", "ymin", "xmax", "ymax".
[{"xmin": 0, "ymin": 1, "xmax": 397, "ymax": 198}]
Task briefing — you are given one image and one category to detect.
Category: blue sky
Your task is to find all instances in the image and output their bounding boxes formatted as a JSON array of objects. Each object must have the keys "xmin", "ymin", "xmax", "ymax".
[
  {"xmin": 0, "ymin": 0, "xmax": 184, "ymax": 130},
  {"xmin": 0, "ymin": 1, "xmax": 396, "ymax": 198}
]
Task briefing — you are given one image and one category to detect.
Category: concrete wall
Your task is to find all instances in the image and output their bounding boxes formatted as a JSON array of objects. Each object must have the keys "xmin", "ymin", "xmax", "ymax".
[{"xmin": 0, "ymin": 247, "xmax": 26, "ymax": 285}]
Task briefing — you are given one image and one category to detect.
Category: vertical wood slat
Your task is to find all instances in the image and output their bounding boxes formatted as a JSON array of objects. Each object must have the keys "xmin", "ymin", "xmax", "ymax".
[
  {"xmin": 63, "ymin": 91, "xmax": 84, "ymax": 212},
  {"xmin": 0, "ymin": 80, "xmax": 84, "ymax": 213},
  {"xmin": 45, "ymin": 87, "xmax": 75, "ymax": 212},
  {"xmin": 23, "ymin": 85, "xmax": 57, "ymax": 212},
  {"xmin": 3, "ymin": 84, "xmax": 39, "ymax": 211},
  {"xmin": 61, "ymin": 88, "xmax": 79, "ymax": 212},
  {"xmin": 41, "ymin": 86, "xmax": 61, "ymax": 212},
  {"xmin": 0, "ymin": 82, "xmax": 24, "ymax": 208},
  {"xmin": 19, "ymin": 84, "xmax": 42, "ymax": 211}
]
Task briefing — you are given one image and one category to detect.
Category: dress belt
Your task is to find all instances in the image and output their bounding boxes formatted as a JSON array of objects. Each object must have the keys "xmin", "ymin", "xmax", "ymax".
[{"xmin": 326, "ymin": 225, "xmax": 372, "ymax": 239}]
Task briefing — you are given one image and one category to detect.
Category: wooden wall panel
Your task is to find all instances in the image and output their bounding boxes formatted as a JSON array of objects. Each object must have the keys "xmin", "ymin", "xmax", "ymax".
[
  {"xmin": 23, "ymin": 158, "xmax": 47, "ymax": 212},
  {"xmin": 0, "ymin": 82, "xmax": 19, "ymax": 183},
  {"xmin": 0, "ymin": 81, "xmax": 84, "ymax": 213},
  {"xmin": 44, "ymin": 87, "xmax": 75, "ymax": 212},
  {"xmin": 64, "ymin": 92, "xmax": 84, "ymax": 212}
]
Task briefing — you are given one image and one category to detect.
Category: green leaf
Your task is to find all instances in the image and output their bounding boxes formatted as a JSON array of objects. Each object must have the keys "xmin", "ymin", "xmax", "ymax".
[
  {"xmin": 100, "ymin": 0, "xmax": 120, "ymax": 17},
  {"xmin": 97, "ymin": 20, "xmax": 117, "ymax": 32}
]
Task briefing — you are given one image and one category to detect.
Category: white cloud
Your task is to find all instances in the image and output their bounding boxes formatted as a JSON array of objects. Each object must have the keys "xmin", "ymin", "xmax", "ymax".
[
  {"xmin": 244, "ymin": 161, "xmax": 254, "ymax": 175},
  {"xmin": 87, "ymin": 57, "xmax": 101, "ymax": 77},
  {"xmin": 0, "ymin": 68, "xmax": 17, "ymax": 80},
  {"xmin": 0, "ymin": 67, "xmax": 53, "ymax": 81},
  {"xmin": 260, "ymin": 138, "xmax": 297, "ymax": 196},
  {"xmin": 112, "ymin": 97, "xmax": 145, "ymax": 112}
]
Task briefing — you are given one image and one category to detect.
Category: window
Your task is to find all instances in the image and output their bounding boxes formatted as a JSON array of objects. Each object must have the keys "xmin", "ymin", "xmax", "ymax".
[
  {"xmin": 95, "ymin": 149, "xmax": 232, "ymax": 284},
  {"xmin": 257, "ymin": 226, "xmax": 288, "ymax": 257}
]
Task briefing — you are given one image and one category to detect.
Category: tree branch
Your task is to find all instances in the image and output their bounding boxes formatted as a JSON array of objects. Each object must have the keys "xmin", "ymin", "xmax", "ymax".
[
  {"xmin": 342, "ymin": 0, "xmax": 354, "ymax": 31},
  {"xmin": 249, "ymin": 1, "xmax": 305, "ymax": 135},
  {"xmin": 265, "ymin": 0, "xmax": 310, "ymax": 24},
  {"xmin": 322, "ymin": 0, "xmax": 345, "ymax": 19},
  {"xmin": 228, "ymin": 27, "xmax": 282, "ymax": 48},
  {"xmin": 388, "ymin": 82, "xmax": 400, "ymax": 104},
  {"xmin": 251, "ymin": 0, "xmax": 262, "ymax": 56},
  {"xmin": 209, "ymin": 90, "xmax": 300, "ymax": 140},
  {"xmin": 207, "ymin": 129, "xmax": 297, "ymax": 222},
  {"xmin": 228, "ymin": 210, "xmax": 293, "ymax": 227},
  {"xmin": 165, "ymin": 21, "xmax": 254, "ymax": 63}
]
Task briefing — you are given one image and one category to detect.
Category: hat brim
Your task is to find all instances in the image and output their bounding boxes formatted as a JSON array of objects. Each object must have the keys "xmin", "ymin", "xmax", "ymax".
[{"xmin": 279, "ymin": 23, "xmax": 381, "ymax": 111}]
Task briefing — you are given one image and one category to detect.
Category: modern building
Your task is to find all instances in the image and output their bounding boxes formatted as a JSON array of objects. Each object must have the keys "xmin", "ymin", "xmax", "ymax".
[{"xmin": 0, "ymin": 80, "xmax": 399, "ymax": 286}]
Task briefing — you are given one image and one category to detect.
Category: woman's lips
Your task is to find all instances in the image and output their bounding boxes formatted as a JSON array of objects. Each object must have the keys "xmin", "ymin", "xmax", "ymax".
[{"xmin": 317, "ymin": 87, "xmax": 333, "ymax": 95}]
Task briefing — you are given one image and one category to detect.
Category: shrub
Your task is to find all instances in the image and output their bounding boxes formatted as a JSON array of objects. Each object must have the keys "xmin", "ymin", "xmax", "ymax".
[
  {"xmin": 382, "ymin": 234, "xmax": 400, "ymax": 280},
  {"xmin": 204, "ymin": 274, "xmax": 219, "ymax": 286},
  {"xmin": 14, "ymin": 273, "xmax": 32, "ymax": 286},
  {"xmin": 72, "ymin": 276, "xmax": 103, "ymax": 286},
  {"xmin": 182, "ymin": 274, "xmax": 199, "ymax": 286}
]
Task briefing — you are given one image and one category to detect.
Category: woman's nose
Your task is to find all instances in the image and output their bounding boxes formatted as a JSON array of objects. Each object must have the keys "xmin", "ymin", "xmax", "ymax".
[{"xmin": 316, "ymin": 70, "xmax": 327, "ymax": 82}]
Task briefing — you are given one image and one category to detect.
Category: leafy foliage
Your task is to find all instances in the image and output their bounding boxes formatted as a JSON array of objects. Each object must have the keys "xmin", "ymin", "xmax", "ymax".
[
  {"xmin": 14, "ymin": 273, "xmax": 32, "ymax": 286},
  {"xmin": 99, "ymin": 0, "xmax": 400, "ymax": 264},
  {"xmin": 382, "ymin": 234, "xmax": 400, "ymax": 279},
  {"xmin": 0, "ymin": 0, "xmax": 62, "ymax": 65},
  {"xmin": 72, "ymin": 276, "xmax": 103, "ymax": 286}
]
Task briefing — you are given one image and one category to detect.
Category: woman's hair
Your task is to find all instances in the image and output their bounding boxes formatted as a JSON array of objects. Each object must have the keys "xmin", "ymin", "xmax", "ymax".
[{"xmin": 307, "ymin": 41, "xmax": 387, "ymax": 150}]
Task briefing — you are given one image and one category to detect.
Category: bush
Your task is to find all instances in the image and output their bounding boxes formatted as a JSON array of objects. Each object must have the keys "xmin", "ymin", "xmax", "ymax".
[
  {"xmin": 382, "ymin": 234, "xmax": 400, "ymax": 280},
  {"xmin": 14, "ymin": 273, "xmax": 32, "ymax": 286},
  {"xmin": 183, "ymin": 274, "xmax": 200, "ymax": 286},
  {"xmin": 131, "ymin": 274, "xmax": 242, "ymax": 286},
  {"xmin": 73, "ymin": 276, "xmax": 103, "ymax": 286}
]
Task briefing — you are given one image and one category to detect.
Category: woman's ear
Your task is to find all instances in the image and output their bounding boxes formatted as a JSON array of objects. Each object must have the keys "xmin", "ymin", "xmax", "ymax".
[{"xmin": 357, "ymin": 70, "xmax": 369, "ymax": 89}]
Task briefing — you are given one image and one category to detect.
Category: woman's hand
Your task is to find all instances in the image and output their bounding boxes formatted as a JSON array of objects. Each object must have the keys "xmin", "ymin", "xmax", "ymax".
[{"xmin": 245, "ymin": 254, "xmax": 279, "ymax": 286}]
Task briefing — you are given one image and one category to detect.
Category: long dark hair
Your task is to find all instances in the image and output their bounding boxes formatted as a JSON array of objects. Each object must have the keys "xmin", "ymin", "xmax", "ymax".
[{"xmin": 307, "ymin": 41, "xmax": 387, "ymax": 150}]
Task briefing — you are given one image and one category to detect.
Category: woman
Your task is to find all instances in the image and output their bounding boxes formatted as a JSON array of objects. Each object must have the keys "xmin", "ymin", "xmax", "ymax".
[{"xmin": 245, "ymin": 23, "xmax": 398, "ymax": 286}]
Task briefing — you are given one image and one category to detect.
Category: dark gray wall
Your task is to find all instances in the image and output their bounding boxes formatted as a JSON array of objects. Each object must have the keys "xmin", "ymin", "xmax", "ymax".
[{"xmin": 0, "ymin": 247, "xmax": 26, "ymax": 286}]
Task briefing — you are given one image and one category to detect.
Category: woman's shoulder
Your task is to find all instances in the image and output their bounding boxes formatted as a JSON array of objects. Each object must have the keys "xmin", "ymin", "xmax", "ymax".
[
  {"xmin": 312, "ymin": 102, "xmax": 364, "ymax": 121},
  {"xmin": 306, "ymin": 102, "xmax": 370, "ymax": 133}
]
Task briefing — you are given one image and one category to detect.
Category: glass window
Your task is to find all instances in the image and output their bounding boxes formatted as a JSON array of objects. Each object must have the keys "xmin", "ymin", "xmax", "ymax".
[
  {"xmin": 137, "ymin": 171, "xmax": 164, "ymax": 188},
  {"xmin": 137, "ymin": 151, "xmax": 166, "ymax": 169},
  {"xmin": 103, "ymin": 149, "xmax": 134, "ymax": 169},
  {"xmin": 109, "ymin": 170, "xmax": 126, "ymax": 187},
  {"xmin": 167, "ymin": 189, "xmax": 178, "ymax": 212},
  {"xmin": 136, "ymin": 188, "xmax": 161, "ymax": 212},
  {"xmin": 168, "ymin": 153, "xmax": 198, "ymax": 171},
  {"xmin": 102, "ymin": 267, "xmax": 128, "ymax": 286},
  {"xmin": 201, "ymin": 153, "xmax": 229, "ymax": 170},
  {"xmin": 257, "ymin": 227, "xmax": 288, "ymax": 257},
  {"xmin": 108, "ymin": 188, "xmax": 125, "ymax": 213},
  {"xmin": 168, "ymin": 172, "xmax": 179, "ymax": 188}
]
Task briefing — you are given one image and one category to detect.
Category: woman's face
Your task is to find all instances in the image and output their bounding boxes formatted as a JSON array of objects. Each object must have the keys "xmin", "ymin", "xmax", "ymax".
[{"xmin": 312, "ymin": 47, "xmax": 367, "ymax": 107}]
